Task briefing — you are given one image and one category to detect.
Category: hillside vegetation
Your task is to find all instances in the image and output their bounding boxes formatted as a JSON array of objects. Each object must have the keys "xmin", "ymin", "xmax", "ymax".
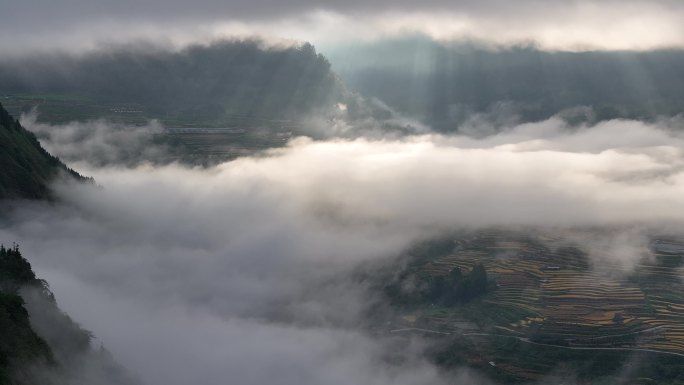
[
  {"xmin": 0, "ymin": 40, "xmax": 344, "ymax": 127},
  {"xmin": 0, "ymin": 244, "xmax": 138, "ymax": 385},
  {"xmin": 0, "ymin": 102, "xmax": 86, "ymax": 200}
]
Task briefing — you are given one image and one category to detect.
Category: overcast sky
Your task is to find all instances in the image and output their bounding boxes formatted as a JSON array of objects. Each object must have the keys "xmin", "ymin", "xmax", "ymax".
[{"xmin": 2, "ymin": 0, "xmax": 684, "ymax": 54}]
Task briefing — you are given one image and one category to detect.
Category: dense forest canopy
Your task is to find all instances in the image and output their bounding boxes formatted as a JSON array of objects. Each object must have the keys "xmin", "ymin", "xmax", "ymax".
[
  {"xmin": 0, "ymin": 103, "xmax": 86, "ymax": 200},
  {"xmin": 0, "ymin": 244, "xmax": 138, "ymax": 385}
]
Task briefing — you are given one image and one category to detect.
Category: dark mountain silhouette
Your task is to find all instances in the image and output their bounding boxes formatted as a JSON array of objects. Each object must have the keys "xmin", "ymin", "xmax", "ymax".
[{"xmin": 0, "ymin": 102, "xmax": 87, "ymax": 200}]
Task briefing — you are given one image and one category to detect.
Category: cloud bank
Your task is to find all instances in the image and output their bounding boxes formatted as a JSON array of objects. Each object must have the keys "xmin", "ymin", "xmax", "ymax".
[
  {"xmin": 3, "ymin": 116, "xmax": 684, "ymax": 384},
  {"xmin": 21, "ymin": 113, "xmax": 167, "ymax": 167},
  {"xmin": 2, "ymin": 0, "xmax": 684, "ymax": 53}
]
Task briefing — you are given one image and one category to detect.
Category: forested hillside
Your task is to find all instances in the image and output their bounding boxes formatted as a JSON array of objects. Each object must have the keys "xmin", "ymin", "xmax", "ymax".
[
  {"xmin": 0, "ymin": 245, "xmax": 53, "ymax": 385},
  {"xmin": 0, "ymin": 103, "xmax": 86, "ymax": 200},
  {"xmin": 0, "ymin": 245, "xmax": 137, "ymax": 385},
  {"xmin": 0, "ymin": 40, "xmax": 344, "ymax": 126}
]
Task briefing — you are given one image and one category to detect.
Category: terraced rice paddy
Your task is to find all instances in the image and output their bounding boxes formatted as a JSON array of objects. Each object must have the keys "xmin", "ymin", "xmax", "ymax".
[
  {"xmin": 157, "ymin": 127, "xmax": 291, "ymax": 164},
  {"xmin": 408, "ymin": 231, "xmax": 684, "ymax": 356}
]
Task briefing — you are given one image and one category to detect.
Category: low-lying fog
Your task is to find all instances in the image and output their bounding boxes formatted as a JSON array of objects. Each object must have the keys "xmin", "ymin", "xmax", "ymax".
[{"xmin": 3, "ymin": 113, "xmax": 684, "ymax": 385}]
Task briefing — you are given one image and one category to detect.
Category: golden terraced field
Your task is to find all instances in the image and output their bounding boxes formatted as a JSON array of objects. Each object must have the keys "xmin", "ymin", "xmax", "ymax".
[{"xmin": 410, "ymin": 232, "xmax": 684, "ymax": 355}]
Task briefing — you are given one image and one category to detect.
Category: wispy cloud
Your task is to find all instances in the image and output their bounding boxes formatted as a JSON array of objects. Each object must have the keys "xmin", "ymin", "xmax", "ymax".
[{"xmin": 2, "ymin": 115, "xmax": 684, "ymax": 384}]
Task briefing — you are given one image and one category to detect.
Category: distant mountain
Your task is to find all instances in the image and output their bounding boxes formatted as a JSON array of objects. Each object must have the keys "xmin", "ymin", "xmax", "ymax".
[
  {"xmin": 0, "ymin": 102, "xmax": 87, "ymax": 200},
  {"xmin": 0, "ymin": 40, "xmax": 345, "ymax": 127},
  {"xmin": 325, "ymin": 36, "xmax": 684, "ymax": 131}
]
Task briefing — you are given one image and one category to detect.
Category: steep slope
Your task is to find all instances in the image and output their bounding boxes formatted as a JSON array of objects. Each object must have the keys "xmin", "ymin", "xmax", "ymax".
[
  {"xmin": 0, "ymin": 244, "xmax": 56, "ymax": 385},
  {"xmin": 0, "ymin": 101, "xmax": 134, "ymax": 384},
  {"xmin": 0, "ymin": 102, "xmax": 86, "ymax": 200},
  {"xmin": 0, "ymin": 245, "xmax": 138, "ymax": 385}
]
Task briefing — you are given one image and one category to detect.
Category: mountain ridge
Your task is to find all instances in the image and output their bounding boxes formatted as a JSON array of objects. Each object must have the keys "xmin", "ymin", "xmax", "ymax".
[{"xmin": 0, "ymin": 102, "xmax": 88, "ymax": 200}]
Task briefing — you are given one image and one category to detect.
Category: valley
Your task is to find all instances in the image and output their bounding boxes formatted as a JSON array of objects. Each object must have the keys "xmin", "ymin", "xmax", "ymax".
[{"xmin": 384, "ymin": 231, "xmax": 684, "ymax": 383}]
